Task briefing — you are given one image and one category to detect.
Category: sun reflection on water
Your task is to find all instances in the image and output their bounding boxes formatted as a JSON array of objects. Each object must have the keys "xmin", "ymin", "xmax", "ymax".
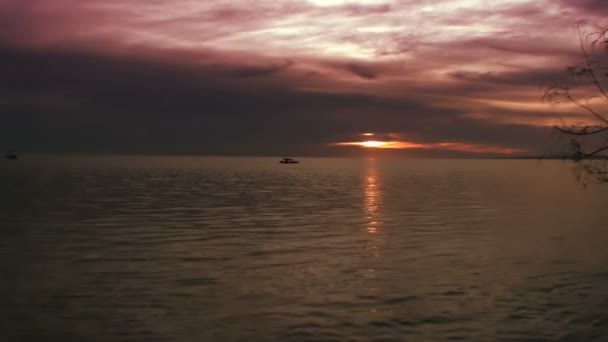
[
  {"xmin": 363, "ymin": 159, "xmax": 384, "ymax": 314},
  {"xmin": 365, "ymin": 161, "xmax": 382, "ymax": 236}
]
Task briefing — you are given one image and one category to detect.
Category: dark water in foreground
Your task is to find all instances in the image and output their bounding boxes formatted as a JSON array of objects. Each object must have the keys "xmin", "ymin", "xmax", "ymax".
[{"xmin": 2, "ymin": 156, "xmax": 608, "ymax": 341}]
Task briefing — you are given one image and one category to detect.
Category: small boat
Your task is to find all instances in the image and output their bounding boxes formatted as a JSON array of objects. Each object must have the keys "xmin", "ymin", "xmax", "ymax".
[
  {"xmin": 5, "ymin": 150, "xmax": 17, "ymax": 160},
  {"xmin": 279, "ymin": 157, "xmax": 299, "ymax": 164}
]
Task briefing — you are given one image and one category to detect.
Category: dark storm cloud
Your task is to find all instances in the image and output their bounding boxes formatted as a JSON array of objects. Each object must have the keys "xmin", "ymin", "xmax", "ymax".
[
  {"xmin": 344, "ymin": 63, "xmax": 378, "ymax": 79},
  {"xmin": 558, "ymin": 0, "xmax": 608, "ymax": 15},
  {"xmin": 0, "ymin": 43, "xmax": 560, "ymax": 156},
  {"xmin": 447, "ymin": 68, "xmax": 575, "ymax": 87},
  {"xmin": 230, "ymin": 60, "xmax": 295, "ymax": 78}
]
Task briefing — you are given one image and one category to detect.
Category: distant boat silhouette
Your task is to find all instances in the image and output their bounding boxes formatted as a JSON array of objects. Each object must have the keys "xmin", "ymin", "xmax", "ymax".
[
  {"xmin": 279, "ymin": 157, "xmax": 299, "ymax": 164},
  {"xmin": 5, "ymin": 150, "xmax": 17, "ymax": 160}
]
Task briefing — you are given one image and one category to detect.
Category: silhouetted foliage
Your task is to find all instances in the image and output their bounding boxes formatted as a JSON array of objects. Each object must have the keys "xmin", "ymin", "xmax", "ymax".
[{"xmin": 544, "ymin": 24, "xmax": 608, "ymax": 183}]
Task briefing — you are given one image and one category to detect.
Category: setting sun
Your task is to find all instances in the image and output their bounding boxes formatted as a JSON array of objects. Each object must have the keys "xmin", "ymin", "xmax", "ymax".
[
  {"xmin": 334, "ymin": 140, "xmax": 413, "ymax": 149},
  {"xmin": 333, "ymin": 139, "xmax": 526, "ymax": 153},
  {"xmin": 361, "ymin": 140, "xmax": 387, "ymax": 148}
]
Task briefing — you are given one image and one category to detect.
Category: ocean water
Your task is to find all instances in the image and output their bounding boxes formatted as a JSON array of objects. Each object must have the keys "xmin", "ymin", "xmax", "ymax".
[{"xmin": 2, "ymin": 156, "xmax": 608, "ymax": 341}]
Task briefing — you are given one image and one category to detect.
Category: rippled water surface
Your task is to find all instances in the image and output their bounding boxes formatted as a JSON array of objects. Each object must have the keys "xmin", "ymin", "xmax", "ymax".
[{"xmin": 2, "ymin": 156, "xmax": 608, "ymax": 341}]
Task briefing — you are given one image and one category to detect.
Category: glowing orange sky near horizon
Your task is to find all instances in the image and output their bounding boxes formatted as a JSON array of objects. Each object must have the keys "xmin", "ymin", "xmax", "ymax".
[{"xmin": 334, "ymin": 140, "xmax": 527, "ymax": 154}]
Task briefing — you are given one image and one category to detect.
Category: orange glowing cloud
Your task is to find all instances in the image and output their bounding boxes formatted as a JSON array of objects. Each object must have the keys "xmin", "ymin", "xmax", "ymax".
[
  {"xmin": 334, "ymin": 140, "xmax": 526, "ymax": 154},
  {"xmin": 337, "ymin": 141, "xmax": 420, "ymax": 149}
]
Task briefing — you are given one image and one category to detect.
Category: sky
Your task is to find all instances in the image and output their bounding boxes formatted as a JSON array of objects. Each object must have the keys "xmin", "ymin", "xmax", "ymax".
[{"xmin": 1, "ymin": 0, "xmax": 607, "ymax": 157}]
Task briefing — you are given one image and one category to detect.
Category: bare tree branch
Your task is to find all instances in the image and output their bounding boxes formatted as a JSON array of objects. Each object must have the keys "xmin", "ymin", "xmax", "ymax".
[
  {"xmin": 578, "ymin": 25, "xmax": 608, "ymax": 105},
  {"xmin": 574, "ymin": 145, "xmax": 608, "ymax": 161},
  {"xmin": 544, "ymin": 24, "xmax": 608, "ymax": 183},
  {"xmin": 554, "ymin": 125, "xmax": 608, "ymax": 136}
]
